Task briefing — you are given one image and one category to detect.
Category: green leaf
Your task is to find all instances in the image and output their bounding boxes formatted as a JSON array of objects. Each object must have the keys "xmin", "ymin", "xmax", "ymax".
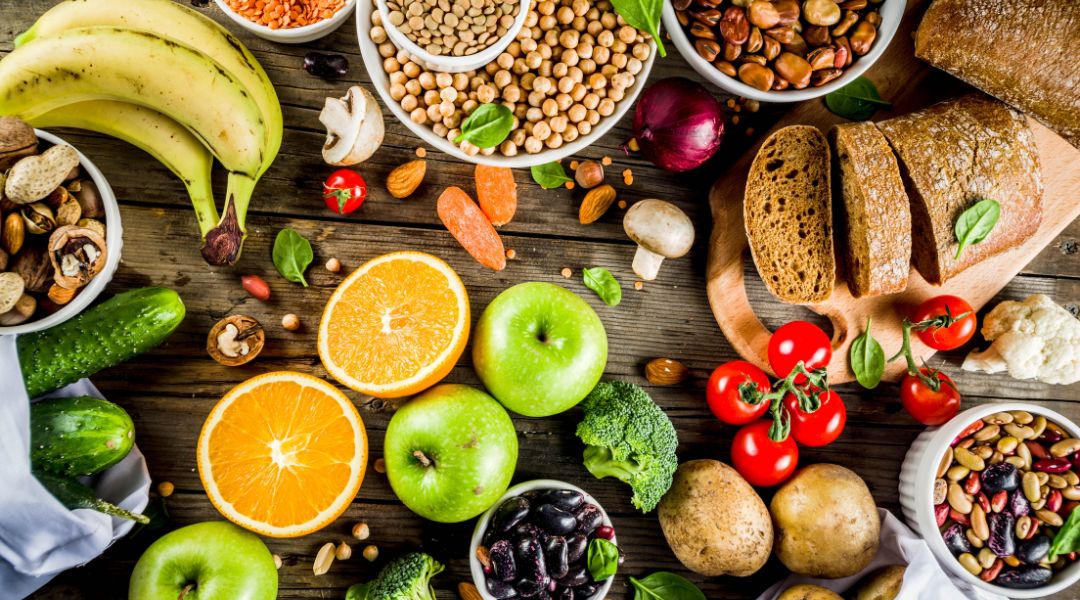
[
  {"xmin": 345, "ymin": 582, "xmax": 371, "ymax": 600},
  {"xmin": 530, "ymin": 161, "xmax": 574, "ymax": 189},
  {"xmin": 586, "ymin": 538, "xmax": 619, "ymax": 581},
  {"xmin": 609, "ymin": 0, "xmax": 665, "ymax": 57},
  {"xmin": 1050, "ymin": 505, "xmax": 1080, "ymax": 561},
  {"xmin": 454, "ymin": 103, "xmax": 514, "ymax": 148},
  {"xmin": 824, "ymin": 76, "xmax": 891, "ymax": 120},
  {"xmin": 630, "ymin": 572, "xmax": 706, "ymax": 600},
  {"xmin": 954, "ymin": 198, "xmax": 1001, "ymax": 258},
  {"xmin": 583, "ymin": 267, "xmax": 622, "ymax": 306},
  {"xmin": 272, "ymin": 228, "xmax": 313, "ymax": 287},
  {"xmin": 850, "ymin": 318, "xmax": 885, "ymax": 389}
]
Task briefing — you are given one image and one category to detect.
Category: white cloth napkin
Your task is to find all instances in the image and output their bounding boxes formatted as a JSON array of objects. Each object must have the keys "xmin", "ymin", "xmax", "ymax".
[
  {"xmin": 756, "ymin": 508, "xmax": 1008, "ymax": 600},
  {"xmin": 0, "ymin": 335, "xmax": 151, "ymax": 599}
]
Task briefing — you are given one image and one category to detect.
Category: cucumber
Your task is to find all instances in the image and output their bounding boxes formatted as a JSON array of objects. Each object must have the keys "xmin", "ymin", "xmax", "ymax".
[
  {"xmin": 31, "ymin": 396, "xmax": 135, "ymax": 477},
  {"xmin": 35, "ymin": 471, "xmax": 150, "ymax": 524},
  {"xmin": 18, "ymin": 287, "xmax": 185, "ymax": 398}
]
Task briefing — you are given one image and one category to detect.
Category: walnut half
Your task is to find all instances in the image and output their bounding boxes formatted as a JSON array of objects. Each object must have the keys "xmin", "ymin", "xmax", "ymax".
[{"xmin": 48, "ymin": 225, "xmax": 107, "ymax": 290}]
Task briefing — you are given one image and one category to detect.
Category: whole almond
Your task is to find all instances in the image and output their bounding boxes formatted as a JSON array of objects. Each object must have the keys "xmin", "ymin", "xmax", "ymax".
[
  {"xmin": 458, "ymin": 582, "xmax": 483, "ymax": 600},
  {"xmin": 47, "ymin": 283, "xmax": 77, "ymax": 306},
  {"xmin": 387, "ymin": 159, "xmax": 426, "ymax": 199},
  {"xmin": 2, "ymin": 212, "xmax": 24, "ymax": 255},
  {"xmin": 645, "ymin": 357, "xmax": 690, "ymax": 386},
  {"xmin": 578, "ymin": 184, "xmax": 616, "ymax": 224}
]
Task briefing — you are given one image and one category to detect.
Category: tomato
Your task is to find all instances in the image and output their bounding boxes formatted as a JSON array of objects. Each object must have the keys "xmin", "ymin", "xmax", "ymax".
[
  {"xmin": 768, "ymin": 321, "xmax": 832, "ymax": 379},
  {"xmin": 323, "ymin": 169, "xmax": 367, "ymax": 214},
  {"xmin": 706, "ymin": 361, "xmax": 772, "ymax": 425},
  {"xmin": 784, "ymin": 389, "xmax": 846, "ymax": 447},
  {"xmin": 912, "ymin": 295, "xmax": 977, "ymax": 351},
  {"xmin": 901, "ymin": 369, "xmax": 961, "ymax": 426},
  {"xmin": 731, "ymin": 420, "xmax": 799, "ymax": 487}
]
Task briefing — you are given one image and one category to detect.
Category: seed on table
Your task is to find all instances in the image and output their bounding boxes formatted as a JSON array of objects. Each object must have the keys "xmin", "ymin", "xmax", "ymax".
[
  {"xmin": 326, "ymin": 257, "xmax": 342, "ymax": 273},
  {"xmin": 157, "ymin": 481, "xmax": 174, "ymax": 497},
  {"xmin": 352, "ymin": 522, "xmax": 370, "ymax": 540},
  {"xmin": 335, "ymin": 542, "xmax": 352, "ymax": 560},
  {"xmin": 958, "ymin": 552, "xmax": 982, "ymax": 576},
  {"xmin": 374, "ymin": 457, "xmax": 386, "ymax": 473},
  {"xmin": 273, "ymin": 554, "xmax": 283, "ymax": 569},
  {"xmin": 363, "ymin": 544, "xmax": 379, "ymax": 562}
]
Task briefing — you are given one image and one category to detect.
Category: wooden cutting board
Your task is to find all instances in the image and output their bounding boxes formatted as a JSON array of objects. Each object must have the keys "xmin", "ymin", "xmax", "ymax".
[{"xmin": 704, "ymin": 0, "xmax": 1080, "ymax": 384}]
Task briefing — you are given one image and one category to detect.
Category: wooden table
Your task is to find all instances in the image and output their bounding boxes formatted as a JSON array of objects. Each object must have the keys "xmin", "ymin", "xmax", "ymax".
[{"xmin": 5, "ymin": 1, "xmax": 1078, "ymax": 598}]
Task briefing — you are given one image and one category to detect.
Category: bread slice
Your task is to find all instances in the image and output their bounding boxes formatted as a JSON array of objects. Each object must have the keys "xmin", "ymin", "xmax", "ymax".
[
  {"xmin": 830, "ymin": 122, "xmax": 911, "ymax": 298},
  {"xmin": 876, "ymin": 94, "xmax": 1043, "ymax": 284},
  {"xmin": 744, "ymin": 125, "xmax": 834, "ymax": 304}
]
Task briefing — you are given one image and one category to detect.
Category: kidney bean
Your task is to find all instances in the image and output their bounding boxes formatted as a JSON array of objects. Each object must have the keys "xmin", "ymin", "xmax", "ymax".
[
  {"xmin": 719, "ymin": 7, "xmax": 750, "ymax": 44},
  {"xmin": 950, "ymin": 508, "xmax": 971, "ymax": 527},
  {"xmin": 979, "ymin": 558, "xmax": 1004, "ymax": 583},
  {"xmin": 1039, "ymin": 428, "xmax": 1064, "ymax": 443},
  {"xmin": 991, "ymin": 490, "xmax": 1008, "ymax": 513},
  {"xmin": 1047, "ymin": 489, "xmax": 1063, "ymax": 512},
  {"xmin": 965, "ymin": 472, "xmax": 982, "ymax": 495},
  {"xmin": 1026, "ymin": 441, "xmax": 1050, "ymax": 461},
  {"xmin": 954, "ymin": 420, "xmax": 985, "ymax": 446},
  {"xmin": 976, "ymin": 492, "xmax": 991, "ymax": 514},
  {"xmin": 1034, "ymin": 458, "xmax": 1071, "ymax": 474},
  {"xmin": 935, "ymin": 502, "xmax": 949, "ymax": 527}
]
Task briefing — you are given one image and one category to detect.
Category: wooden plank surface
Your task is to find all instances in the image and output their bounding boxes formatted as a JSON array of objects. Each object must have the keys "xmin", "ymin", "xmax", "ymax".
[{"xmin": 0, "ymin": 0, "xmax": 1076, "ymax": 599}]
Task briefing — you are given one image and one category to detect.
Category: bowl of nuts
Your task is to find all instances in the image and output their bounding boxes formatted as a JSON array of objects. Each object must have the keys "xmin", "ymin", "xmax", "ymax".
[
  {"xmin": 900, "ymin": 403, "xmax": 1080, "ymax": 598},
  {"xmin": 662, "ymin": 0, "xmax": 905, "ymax": 101},
  {"xmin": 0, "ymin": 124, "xmax": 122, "ymax": 335}
]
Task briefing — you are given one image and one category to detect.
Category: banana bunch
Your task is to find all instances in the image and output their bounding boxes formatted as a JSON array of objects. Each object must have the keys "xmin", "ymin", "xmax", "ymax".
[{"xmin": 3, "ymin": 0, "xmax": 283, "ymax": 266}]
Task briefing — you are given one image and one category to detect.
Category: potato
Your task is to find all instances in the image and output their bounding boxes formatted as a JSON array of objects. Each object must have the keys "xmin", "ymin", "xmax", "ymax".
[
  {"xmin": 851, "ymin": 565, "xmax": 905, "ymax": 600},
  {"xmin": 777, "ymin": 584, "xmax": 843, "ymax": 600},
  {"xmin": 770, "ymin": 463, "xmax": 880, "ymax": 578},
  {"xmin": 658, "ymin": 459, "xmax": 772, "ymax": 576}
]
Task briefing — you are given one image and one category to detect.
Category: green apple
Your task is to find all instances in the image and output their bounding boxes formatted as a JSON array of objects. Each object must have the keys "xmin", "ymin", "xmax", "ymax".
[
  {"xmin": 385, "ymin": 384, "xmax": 518, "ymax": 523},
  {"xmin": 473, "ymin": 282, "xmax": 608, "ymax": 417},
  {"xmin": 129, "ymin": 521, "xmax": 277, "ymax": 600}
]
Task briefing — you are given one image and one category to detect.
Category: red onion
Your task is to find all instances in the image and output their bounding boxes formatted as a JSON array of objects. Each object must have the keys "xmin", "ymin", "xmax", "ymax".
[{"xmin": 630, "ymin": 77, "xmax": 725, "ymax": 172}]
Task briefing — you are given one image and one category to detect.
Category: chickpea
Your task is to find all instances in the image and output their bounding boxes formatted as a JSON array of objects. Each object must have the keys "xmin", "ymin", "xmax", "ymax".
[
  {"xmin": 600, "ymin": 12, "xmax": 617, "ymax": 29},
  {"xmin": 525, "ymin": 10, "xmax": 538, "ymax": 27},
  {"xmin": 541, "ymin": 98, "xmax": 559, "ymax": 117},
  {"xmin": 503, "ymin": 84, "xmax": 522, "ymax": 103},
  {"xmin": 378, "ymin": 41, "xmax": 396, "ymax": 58},
  {"xmin": 513, "ymin": 103, "xmax": 527, "ymax": 118},
  {"xmin": 524, "ymin": 51, "xmax": 542, "ymax": 69},
  {"xmin": 586, "ymin": 109, "xmax": 600, "ymax": 125},
  {"xmin": 478, "ymin": 83, "xmax": 498, "ymax": 103},
  {"xmin": 594, "ymin": 46, "xmax": 611, "ymax": 65},
  {"xmin": 527, "ymin": 90, "xmax": 545, "ymax": 107},
  {"xmin": 463, "ymin": 99, "xmax": 479, "ymax": 113},
  {"xmin": 572, "ymin": 0, "xmax": 589, "ymax": 15},
  {"xmin": 627, "ymin": 57, "xmax": 643, "ymax": 75},
  {"xmin": 562, "ymin": 48, "xmax": 580, "ymax": 67},
  {"xmin": 582, "ymin": 92, "xmax": 600, "ymax": 110},
  {"xmin": 577, "ymin": 120, "xmax": 592, "ymax": 135},
  {"xmin": 496, "ymin": 53, "xmax": 514, "ymax": 70},
  {"xmin": 538, "ymin": 0, "xmax": 555, "ymax": 15},
  {"xmin": 586, "ymin": 6, "xmax": 600, "ymax": 19},
  {"xmin": 426, "ymin": 104, "xmax": 442, "ymax": 122},
  {"xmin": 538, "ymin": 61, "xmax": 553, "ymax": 78},
  {"xmin": 608, "ymin": 86, "xmax": 626, "ymax": 102},
  {"xmin": 600, "ymin": 64, "xmax": 618, "ymax": 79},
  {"xmin": 538, "ymin": 44, "xmax": 553, "ymax": 60},
  {"xmin": 494, "ymin": 69, "xmax": 512, "ymax": 88},
  {"xmin": 520, "ymin": 37, "xmax": 538, "ymax": 53},
  {"xmin": 400, "ymin": 94, "xmax": 418, "ymax": 111},
  {"xmin": 511, "ymin": 128, "xmax": 528, "ymax": 145},
  {"xmin": 480, "ymin": 146, "xmax": 496, "ymax": 156},
  {"xmin": 383, "ymin": 57, "xmax": 400, "ymax": 73},
  {"xmin": 418, "ymin": 72, "xmax": 435, "ymax": 90},
  {"xmin": 586, "ymin": 19, "xmax": 602, "ymax": 36},
  {"xmin": 447, "ymin": 128, "xmax": 461, "ymax": 142},
  {"xmin": 438, "ymin": 101, "xmax": 455, "ymax": 118},
  {"xmin": 544, "ymin": 29, "xmax": 560, "ymax": 47},
  {"xmin": 550, "ymin": 114, "xmax": 568, "ymax": 133},
  {"xmin": 632, "ymin": 42, "xmax": 650, "ymax": 61},
  {"xmin": 563, "ymin": 126, "xmax": 579, "ymax": 142},
  {"xmin": 579, "ymin": 59, "xmax": 597, "ymax": 75},
  {"xmin": 453, "ymin": 73, "xmax": 469, "ymax": 90},
  {"xmin": 521, "ymin": 72, "xmax": 537, "ymax": 90},
  {"xmin": 612, "ymin": 39, "xmax": 627, "ymax": 54},
  {"xmin": 433, "ymin": 122, "xmax": 449, "ymax": 137},
  {"xmin": 559, "ymin": 30, "xmax": 579, "ymax": 48},
  {"xmin": 410, "ymin": 107, "xmax": 427, "ymax": 124},
  {"xmin": 402, "ymin": 62, "xmax": 421, "ymax": 78},
  {"xmin": 556, "ymin": 6, "xmax": 574, "ymax": 24},
  {"xmin": 569, "ymin": 66, "xmax": 584, "ymax": 82},
  {"xmin": 512, "ymin": 58, "xmax": 529, "ymax": 75},
  {"xmin": 557, "ymin": 76, "xmax": 574, "ymax": 94},
  {"xmin": 571, "ymin": 82, "xmax": 588, "ymax": 102},
  {"xmin": 389, "ymin": 71, "xmax": 407, "ymax": 85},
  {"xmin": 526, "ymin": 106, "xmax": 544, "ymax": 122},
  {"xmin": 500, "ymin": 139, "xmax": 519, "ymax": 156},
  {"xmin": 539, "ymin": 15, "xmax": 557, "ymax": 29},
  {"xmin": 484, "ymin": 61, "xmax": 499, "ymax": 75},
  {"xmin": 461, "ymin": 140, "xmax": 480, "ymax": 156},
  {"xmin": 533, "ymin": 120, "xmax": 552, "ymax": 141},
  {"xmin": 577, "ymin": 42, "xmax": 594, "ymax": 60},
  {"xmin": 390, "ymin": 83, "xmax": 407, "ymax": 101},
  {"xmin": 432, "ymin": 72, "xmax": 450, "ymax": 89},
  {"xmin": 596, "ymin": 29, "xmax": 615, "ymax": 48},
  {"xmin": 524, "ymin": 136, "xmax": 543, "ymax": 153},
  {"xmin": 568, "ymin": 103, "xmax": 587, "ymax": 123},
  {"xmin": 611, "ymin": 53, "xmax": 628, "ymax": 69},
  {"xmin": 573, "ymin": 16, "xmax": 587, "ymax": 32},
  {"xmin": 424, "ymin": 89, "xmax": 440, "ymax": 106},
  {"xmin": 546, "ymin": 132, "xmax": 564, "ymax": 148}
]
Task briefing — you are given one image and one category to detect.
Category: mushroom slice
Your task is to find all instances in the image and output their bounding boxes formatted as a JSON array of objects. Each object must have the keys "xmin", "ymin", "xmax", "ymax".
[
  {"xmin": 319, "ymin": 86, "xmax": 385, "ymax": 166},
  {"xmin": 48, "ymin": 225, "xmax": 107, "ymax": 289},
  {"xmin": 622, "ymin": 199, "xmax": 696, "ymax": 281}
]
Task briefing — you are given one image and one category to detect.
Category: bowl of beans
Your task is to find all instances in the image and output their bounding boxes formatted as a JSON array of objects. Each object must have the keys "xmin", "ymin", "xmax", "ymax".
[
  {"xmin": 900, "ymin": 403, "xmax": 1080, "ymax": 598},
  {"xmin": 215, "ymin": 0, "xmax": 356, "ymax": 44},
  {"xmin": 661, "ymin": 0, "xmax": 904, "ymax": 102},
  {"xmin": 469, "ymin": 479, "xmax": 619, "ymax": 600},
  {"xmin": 357, "ymin": 0, "xmax": 656, "ymax": 165}
]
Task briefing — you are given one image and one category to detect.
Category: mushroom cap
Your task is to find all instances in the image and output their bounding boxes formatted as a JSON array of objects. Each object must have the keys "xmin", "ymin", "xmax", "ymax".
[{"xmin": 622, "ymin": 199, "xmax": 695, "ymax": 258}]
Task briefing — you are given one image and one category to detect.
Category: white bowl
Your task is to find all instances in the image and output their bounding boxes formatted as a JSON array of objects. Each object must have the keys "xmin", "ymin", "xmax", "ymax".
[
  {"xmin": 356, "ymin": 0, "xmax": 656, "ymax": 167},
  {"xmin": 375, "ymin": 0, "xmax": 529, "ymax": 73},
  {"xmin": 469, "ymin": 479, "xmax": 616, "ymax": 600},
  {"xmin": 899, "ymin": 402, "xmax": 1080, "ymax": 598},
  {"xmin": 213, "ymin": 0, "xmax": 356, "ymax": 44},
  {"xmin": 662, "ymin": 0, "xmax": 905, "ymax": 102},
  {"xmin": 0, "ymin": 130, "xmax": 123, "ymax": 336}
]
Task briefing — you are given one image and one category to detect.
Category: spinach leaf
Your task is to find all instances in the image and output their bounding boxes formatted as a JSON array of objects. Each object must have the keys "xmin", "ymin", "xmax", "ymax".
[
  {"xmin": 586, "ymin": 538, "xmax": 619, "ymax": 581},
  {"xmin": 454, "ymin": 103, "xmax": 514, "ymax": 148},
  {"xmin": 850, "ymin": 318, "xmax": 885, "ymax": 389},
  {"xmin": 530, "ymin": 161, "xmax": 573, "ymax": 189},
  {"xmin": 1050, "ymin": 505, "xmax": 1080, "ymax": 561},
  {"xmin": 583, "ymin": 267, "xmax": 622, "ymax": 306},
  {"xmin": 954, "ymin": 199, "xmax": 1001, "ymax": 258},
  {"xmin": 272, "ymin": 228, "xmax": 313, "ymax": 287},
  {"xmin": 609, "ymin": 0, "xmax": 666, "ymax": 57},
  {"xmin": 630, "ymin": 572, "xmax": 706, "ymax": 600},
  {"xmin": 824, "ymin": 76, "xmax": 891, "ymax": 120}
]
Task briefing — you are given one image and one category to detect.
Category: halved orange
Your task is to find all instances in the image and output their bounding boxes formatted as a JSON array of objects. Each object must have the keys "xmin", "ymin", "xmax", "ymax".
[
  {"xmin": 318, "ymin": 251, "xmax": 470, "ymax": 398},
  {"xmin": 197, "ymin": 371, "xmax": 367, "ymax": 538}
]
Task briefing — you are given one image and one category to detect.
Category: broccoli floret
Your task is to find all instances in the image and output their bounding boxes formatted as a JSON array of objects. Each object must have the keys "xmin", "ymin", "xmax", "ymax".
[
  {"xmin": 345, "ymin": 552, "xmax": 444, "ymax": 600},
  {"xmin": 575, "ymin": 380, "xmax": 678, "ymax": 512}
]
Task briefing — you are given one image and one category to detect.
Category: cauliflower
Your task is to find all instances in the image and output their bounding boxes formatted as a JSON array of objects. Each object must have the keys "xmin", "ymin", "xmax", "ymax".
[{"xmin": 962, "ymin": 294, "xmax": 1080, "ymax": 385}]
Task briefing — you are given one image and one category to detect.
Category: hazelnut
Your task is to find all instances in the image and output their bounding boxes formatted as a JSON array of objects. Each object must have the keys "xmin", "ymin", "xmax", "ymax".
[
  {"xmin": 207, "ymin": 315, "xmax": 265, "ymax": 366},
  {"xmin": 574, "ymin": 160, "xmax": 604, "ymax": 189},
  {"xmin": 352, "ymin": 522, "xmax": 371, "ymax": 540},
  {"xmin": 326, "ymin": 257, "xmax": 342, "ymax": 273}
]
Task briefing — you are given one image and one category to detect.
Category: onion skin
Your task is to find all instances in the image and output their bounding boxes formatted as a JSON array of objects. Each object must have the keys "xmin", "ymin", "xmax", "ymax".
[{"xmin": 632, "ymin": 77, "xmax": 725, "ymax": 173}]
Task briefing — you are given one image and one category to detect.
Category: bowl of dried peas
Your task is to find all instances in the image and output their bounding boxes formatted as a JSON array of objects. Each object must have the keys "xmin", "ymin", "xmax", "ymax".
[{"xmin": 215, "ymin": 0, "xmax": 356, "ymax": 44}]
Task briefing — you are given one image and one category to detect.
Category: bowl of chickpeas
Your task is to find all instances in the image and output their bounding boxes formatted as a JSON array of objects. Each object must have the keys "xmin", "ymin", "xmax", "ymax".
[{"xmin": 357, "ymin": 0, "xmax": 656, "ymax": 166}]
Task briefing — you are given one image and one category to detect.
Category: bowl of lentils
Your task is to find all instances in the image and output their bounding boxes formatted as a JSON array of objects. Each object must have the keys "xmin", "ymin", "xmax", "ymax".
[
  {"xmin": 470, "ymin": 479, "xmax": 621, "ymax": 600},
  {"xmin": 357, "ymin": 0, "xmax": 656, "ymax": 166},
  {"xmin": 900, "ymin": 403, "xmax": 1080, "ymax": 598},
  {"xmin": 662, "ymin": 0, "xmax": 904, "ymax": 102}
]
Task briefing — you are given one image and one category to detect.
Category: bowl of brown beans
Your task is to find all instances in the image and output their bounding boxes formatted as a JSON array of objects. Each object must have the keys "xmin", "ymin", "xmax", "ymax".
[
  {"xmin": 900, "ymin": 403, "xmax": 1080, "ymax": 597},
  {"xmin": 662, "ymin": 0, "xmax": 904, "ymax": 101}
]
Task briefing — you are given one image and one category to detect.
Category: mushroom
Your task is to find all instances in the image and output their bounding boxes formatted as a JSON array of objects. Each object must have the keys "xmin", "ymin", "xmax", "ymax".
[
  {"xmin": 622, "ymin": 199, "xmax": 695, "ymax": 281},
  {"xmin": 207, "ymin": 315, "xmax": 265, "ymax": 367},
  {"xmin": 319, "ymin": 86, "xmax": 384, "ymax": 166},
  {"xmin": 48, "ymin": 226, "xmax": 107, "ymax": 289}
]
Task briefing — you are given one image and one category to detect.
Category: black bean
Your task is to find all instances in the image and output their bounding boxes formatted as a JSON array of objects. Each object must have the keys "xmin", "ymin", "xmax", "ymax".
[
  {"xmin": 557, "ymin": 566, "xmax": 590, "ymax": 588},
  {"xmin": 537, "ymin": 489, "xmax": 586, "ymax": 512},
  {"xmin": 1008, "ymin": 490, "xmax": 1031, "ymax": 518},
  {"xmin": 942, "ymin": 523, "xmax": 971, "ymax": 555},
  {"xmin": 516, "ymin": 579, "xmax": 546, "ymax": 598},
  {"xmin": 987, "ymin": 512, "xmax": 1016, "ymax": 558},
  {"xmin": 544, "ymin": 536, "xmax": 570, "ymax": 579},
  {"xmin": 575, "ymin": 583, "xmax": 601, "ymax": 598},
  {"xmin": 534, "ymin": 504, "xmax": 577, "ymax": 536},
  {"xmin": 512, "ymin": 522, "xmax": 543, "ymax": 542},
  {"xmin": 556, "ymin": 587, "xmax": 574, "ymax": 600},
  {"xmin": 491, "ymin": 540, "xmax": 518, "ymax": 582},
  {"xmin": 1016, "ymin": 535, "xmax": 1051, "ymax": 565},
  {"xmin": 494, "ymin": 496, "xmax": 532, "ymax": 533},
  {"xmin": 981, "ymin": 463, "xmax": 1021, "ymax": 494},
  {"xmin": 995, "ymin": 566, "xmax": 1053, "ymax": 589},
  {"xmin": 302, "ymin": 52, "xmax": 349, "ymax": 78},
  {"xmin": 574, "ymin": 504, "xmax": 604, "ymax": 533},
  {"xmin": 516, "ymin": 537, "xmax": 548, "ymax": 583},
  {"xmin": 566, "ymin": 534, "xmax": 588, "ymax": 562},
  {"xmin": 487, "ymin": 578, "xmax": 520, "ymax": 599}
]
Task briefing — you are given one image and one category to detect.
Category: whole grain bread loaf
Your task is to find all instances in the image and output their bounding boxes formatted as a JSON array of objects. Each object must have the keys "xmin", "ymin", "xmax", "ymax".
[
  {"xmin": 744, "ymin": 125, "xmax": 834, "ymax": 304},
  {"xmin": 876, "ymin": 94, "xmax": 1042, "ymax": 285},
  {"xmin": 915, "ymin": 0, "xmax": 1080, "ymax": 147},
  {"xmin": 830, "ymin": 122, "xmax": 911, "ymax": 298}
]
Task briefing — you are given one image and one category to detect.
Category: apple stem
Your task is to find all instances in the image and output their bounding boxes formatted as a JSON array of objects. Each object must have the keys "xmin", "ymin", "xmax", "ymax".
[
  {"xmin": 178, "ymin": 584, "xmax": 196, "ymax": 600},
  {"xmin": 412, "ymin": 450, "xmax": 433, "ymax": 468}
]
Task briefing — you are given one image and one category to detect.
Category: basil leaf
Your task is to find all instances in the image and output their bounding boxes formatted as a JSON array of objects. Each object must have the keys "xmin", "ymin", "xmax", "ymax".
[
  {"xmin": 824, "ymin": 76, "xmax": 891, "ymax": 121},
  {"xmin": 954, "ymin": 198, "xmax": 1001, "ymax": 258},
  {"xmin": 609, "ymin": 0, "xmax": 665, "ymax": 57},
  {"xmin": 630, "ymin": 572, "xmax": 706, "ymax": 600},
  {"xmin": 1049, "ymin": 505, "xmax": 1080, "ymax": 561},
  {"xmin": 530, "ymin": 161, "xmax": 573, "ymax": 189},
  {"xmin": 850, "ymin": 318, "xmax": 885, "ymax": 389},
  {"xmin": 272, "ymin": 228, "xmax": 313, "ymax": 287},
  {"xmin": 454, "ymin": 103, "xmax": 514, "ymax": 148},
  {"xmin": 583, "ymin": 267, "xmax": 622, "ymax": 306},
  {"xmin": 586, "ymin": 538, "xmax": 619, "ymax": 581}
]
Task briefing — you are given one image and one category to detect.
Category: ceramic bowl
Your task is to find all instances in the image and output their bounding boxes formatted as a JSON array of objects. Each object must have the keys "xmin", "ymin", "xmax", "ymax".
[{"xmin": 213, "ymin": 0, "xmax": 356, "ymax": 44}]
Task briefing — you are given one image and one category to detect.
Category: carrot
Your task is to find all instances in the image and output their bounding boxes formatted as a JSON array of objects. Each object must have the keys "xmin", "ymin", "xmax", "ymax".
[
  {"xmin": 437, "ymin": 186, "xmax": 506, "ymax": 271},
  {"xmin": 474, "ymin": 164, "xmax": 518, "ymax": 226}
]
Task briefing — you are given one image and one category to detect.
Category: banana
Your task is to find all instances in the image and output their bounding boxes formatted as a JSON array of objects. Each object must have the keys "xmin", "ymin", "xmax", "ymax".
[{"xmin": 28, "ymin": 101, "xmax": 219, "ymax": 237}]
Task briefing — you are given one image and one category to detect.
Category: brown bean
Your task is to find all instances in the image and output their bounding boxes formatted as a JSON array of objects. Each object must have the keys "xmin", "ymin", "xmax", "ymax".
[
  {"xmin": 1023, "ymin": 472, "xmax": 1041, "ymax": 502},
  {"xmin": 695, "ymin": 38, "xmax": 721, "ymax": 61},
  {"xmin": 849, "ymin": 20, "xmax": 876, "ymax": 55},
  {"xmin": 934, "ymin": 478, "xmax": 948, "ymax": 505},
  {"xmin": 676, "ymin": 10, "xmax": 690, "ymax": 26},
  {"xmin": 832, "ymin": 37, "xmax": 851, "ymax": 66},
  {"xmin": 803, "ymin": 0, "xmax": 841, "ymax": 26},
  {"xmin": 864, "ymin": 10, "xmax": 881, "ymax": 26},
  {"xmin": 746, "ymin": 26, "xmax": 763, "ymax": 52},
  {"xmin": 741, "ymin": 54, "xmax": 767, "ymax": 65},
  {"xmin": 772, "ymin": 0, "xmax": 800, "ymax": 25},
  {"xmin": 966, "ymin": 528, "xmax": 985, "ymax": 549},
  {"xmin": 831, "ymin": 10, "xmax": 858, "ymax": 36},
  {"xmin": 985, "ymin": 412, "xmax": 1015, "ymax": 425},
  {"xmin": 774, "ymin": 51, "xmax": 812, "ymax": 86},
  {"xmin": 765, "ymin": 26, "xmax": 795, "ymax": 43},
  {"xmin": 803, "ymin": 24, "xmax": 831, "ymax": 46},
  {"xmin": 762, "ymin": 35, "xmax": 781, "ymax": 59},
  {"xmin": 719, "ymin": 6, "xmax": 750, "ymax": 44},
  {"xmin": 771, "ymin": 76, "xmax": 790, "ymax": 90},
  {"xmin": 783, "ymin": 32, "xmax": 809, "ymax": 56},
  {"xmin": 691, "ymin": 8, "xmax": 722, "ymax": 25},
  {"xmin": 748, "ymin": 0, "xmax": 781, "ymax": 28},
  {"xmin": 1036, "ymin": 509, "xmax": 1063, "ymax": 527},
  {"xmin": 690, "ymin": 22, "xmax": 716, "ymax": 39},
  {"xmin": 839, "ymin": 0, "xmax": 867, "ymax": 8},
  {"xmin": 723, "ymin": 40, "xmax": 742, "ymax": 61},
  {"xmin": 737, "ymin": 62, "xmax": 775, "ymax": 90},
  {"xmin": 806, "ymin": 47, "xmax": 835, "ymax": 69},
  {"xmin": 673, "ymin": 0, "xmax": 693, "ymax": 10},
  {"xmin": 955, "ymin": 447, "xmax": 986, "ymax": 471},
  {"xmin": 713, "ymin": 59, "xmax": 737, "ymax": 76}
]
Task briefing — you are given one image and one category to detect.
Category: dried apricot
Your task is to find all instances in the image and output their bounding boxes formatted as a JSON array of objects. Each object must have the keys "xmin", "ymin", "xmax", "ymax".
[
  {"xmin": 437, "ymin": 186, "xmax": 507, "ymax": 271},
  {"xmin": 474, "ymin": 165, "xmax": 517, "ymax": 226}
]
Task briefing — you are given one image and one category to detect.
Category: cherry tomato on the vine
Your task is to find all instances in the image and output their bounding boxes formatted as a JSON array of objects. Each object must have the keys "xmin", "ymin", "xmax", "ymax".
[
  {"xmin": 323, "ymin": 169, "xmax": 367, "ymax": 214},
  {"xmin": 706, "ymin": 361, "xmax": 772, "ymax": 425},
  {"xmin": 912, "ymin": 295, "xmax": 977, "ymax": 351},
  {"xmin": 901, "ymin": 368, "xmax": 961, "ymax": 426},
  {"xmin": 731, "ymin": 420, "xmax": 799, "ymax": 487},
  {"xmin": 768, "ymin": 321, "xmax": 832, "ymax": 379},
  {"xmin": 784, "ymin": 389, "xmax": 846, "ymax": 447}
]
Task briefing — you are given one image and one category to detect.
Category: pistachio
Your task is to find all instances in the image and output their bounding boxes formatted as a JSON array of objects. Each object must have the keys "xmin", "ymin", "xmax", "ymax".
[
  {"xmin": 5, "ymin": 144, "xmax": 79, "ymax": 205},
  {"xmin": 0, "ymin": 293, "xmax": 36, "ymax": 326},
  {"xmin": 48, "ymin": 226, "xmax": 107, "ymax": 290},
  {"xmin": 0, "ymin": 117, "xmax": 37, "ymax": 171},
  {"xmin": 22, "ymin": 202, "xmax": 56, "ymax": 235},
  {"xmin": 207, "ymin": 315, "xmax": 265, "ymax": 367},
  {"xmin": 0, "ymin": 272, "xmax": 25, "ymax": 313}
]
